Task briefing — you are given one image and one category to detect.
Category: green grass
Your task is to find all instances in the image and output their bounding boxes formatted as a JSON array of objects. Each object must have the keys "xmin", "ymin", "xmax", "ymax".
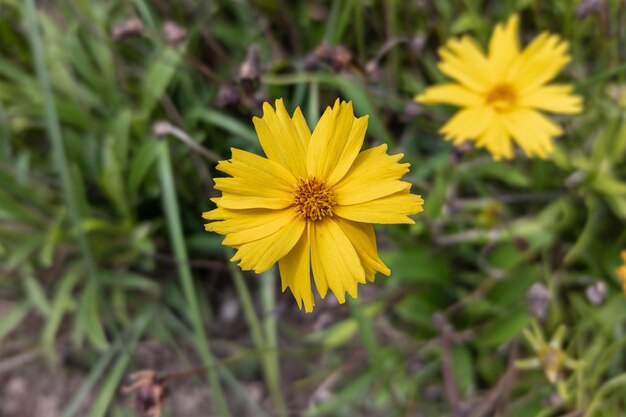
[{"xmin": 1, "ymin": 0, "xmax": 626, "ymax": 416}]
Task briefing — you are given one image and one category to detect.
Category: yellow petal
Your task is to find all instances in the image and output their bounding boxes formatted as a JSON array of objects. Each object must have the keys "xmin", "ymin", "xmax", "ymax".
[
  {"xmin": 214, "ymin": 177, "xmax": 292, "ymax": 200},
  {"xmin": 252, "ymin": 99, "xmax": 308, "ymax": 177},
  {"xmin": 501, "ymin": 109, "xmax": 562, "ymax": 158},
  {"xmin": 488, "ymin": 15, "xmax": 520, "ymax": 78},
  {"xmin": 474, "ymin": 116, "xmax": 514, "ymax": 160},
  {"xmin": 519, "ymin": 84, "xmax": 583, "ymax": 114},
  {"xmin": 507, "ymin": 33, "xmax": 571, "ymax": 94},
  {"xmin": 221, "ymin": 209, "xmax": 297, "ymax": 246},
  {"xmin": 278, "ymin": 225, "xmax": 314, "ymax": 312},
  {"xmin": 334, "ymin": 217, "xmax": 390, "ymax": 282},
  {"xmin": 333, "ymin": 144, "xmax": 411, "ymax": 205},
  {"xmin": 310, "ymin": 219, "xmax": 365, "ymax": 303},
  {"xmin": 217, "ymin": 148, "xmax": 296, "ymax": 190},
  {"xmin": 214, "ymin": 148, "xmax": 296, "ymax": 209},
  {"xmin": 415, "ymin": 83, "xmax": 484, "ymax": 107},
  {"xmin": 215, "ymin": 194, "xmax": 292, "ymax": 210},
  {"xmin": 292, "ymin": 106, "xmax": 312, "ymax": 147},
  {"xmin": 230, "ymin": 217, "xmax": 306, "ymax": 274},
  {"xmin": 438, "ymin": 36, "xmax": 493, "ymax": 92},
  {"xmin": 439, "ymin": 107, "xmax": 495, "ymax": 145},
  {"xmin": 204, "ymin": 206, "xmax": 291, "ymax": 235},
  {"xmin": 334, "ymin": 191, "xmax": 424, "ymax": 224},
  {"xmin": 307, "ymin": 101, "xmax": 366, "ymax": 185},
  {"xmin": 326, "ymin": 115, "xmax": 368, "ymax": 186}
]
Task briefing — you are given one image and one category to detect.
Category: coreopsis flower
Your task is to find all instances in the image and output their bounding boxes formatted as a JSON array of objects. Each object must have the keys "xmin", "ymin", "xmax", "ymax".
[
  {"xmin": 616, "ymin": 250, "xmax": 626, "ymax": 294},
  {"xmin": 203, "ymin": 99, "xmax": 424, "ymax": 312},
  {"xmin": 415, "ymin": 15, "xmax": 582, "ymax": 159}
]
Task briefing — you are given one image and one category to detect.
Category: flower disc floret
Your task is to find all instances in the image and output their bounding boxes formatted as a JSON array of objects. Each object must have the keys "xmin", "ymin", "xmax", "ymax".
[{"xmin": 293, "ymin": 177, "xmax": 335, "ymax": 221}]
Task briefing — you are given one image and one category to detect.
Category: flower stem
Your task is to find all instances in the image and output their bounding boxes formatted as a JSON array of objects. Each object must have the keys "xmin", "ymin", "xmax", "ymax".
[
  {"xmin": 157, "ymin": 141, "xmax": 231, "ymax": 417},
  {"xmin": 229, "ymin": 263, "xmax": 288, "ymax": 417},
  {"xmin": 260, "ymin": 269, "xmax": 288, "ymax": 417}
]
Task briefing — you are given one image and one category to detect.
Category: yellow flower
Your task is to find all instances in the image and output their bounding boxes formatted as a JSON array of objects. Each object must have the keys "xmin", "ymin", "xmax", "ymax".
[
  {"xmin": 203, "ymin": 99, "xmax": 424, "ymax": 312},
  {"xmin": 616, "ymin": 250, "xmax": 626, "ymax": 294},
  {"xmin": 415, "ymin": 15, "xmax": 582, "ymax": 160}
]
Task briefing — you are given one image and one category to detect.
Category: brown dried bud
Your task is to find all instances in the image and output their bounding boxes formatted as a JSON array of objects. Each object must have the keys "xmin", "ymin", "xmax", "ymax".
[
  {"xmin": 302, "ymin": 53, "xmax": 320, "ymax": 71},
  {"xmin": 526, "ymin": 283, "xmax": 551, "ymax": 320},
  {"xmin": 215, "ymin": 84, "xmax": 240, "ymax": 109},
  {"xmin": 576, "ymin": 0, "xmax": 603, "ymax": 19},
  {"xmin": 111, "ymin": 18, "xmax": 144, "ymax": 41},
  {"xmin": 238, "ymin": 45, "xmax": 261, "ymax": 93},
  {"xmin": 162, "ymin": 21, "xmax": 187, "ymax": 45},
  {"xmin": 314, "ymin": 44, "xmax": 353, "ymax": 72},
  {"xmin": 122, "ymin": 370, "xmax": 168, "ymax": 417}
]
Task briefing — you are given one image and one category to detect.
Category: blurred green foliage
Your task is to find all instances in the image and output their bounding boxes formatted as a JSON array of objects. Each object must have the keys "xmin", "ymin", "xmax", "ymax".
[{"xmin": 1, "ymin": 0, "xmax": 626, "ymax": 416}]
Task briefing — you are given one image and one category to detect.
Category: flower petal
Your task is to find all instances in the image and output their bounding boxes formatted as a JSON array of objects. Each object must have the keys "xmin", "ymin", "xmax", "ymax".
[
  {"xmin": 334, "ymin": 191, "xmax": 424, "ymax": 224},
  {"xmin": 334, "ymin": 217, "xmax": 390, "ymax": 282},
  {"xmin": 415, "ymin": 83, "xmax": 484, "ymax": 107},
  {"xmin": 519, "ymin": 84, "xmax": 583, "ymax": 114},
  {"xmin": 488, "ymin": 15, "xmax": 520, "ymax": 78},
  {"xmin": 307, "ymin": 100, "xmax": 367, "ymax": 185},
  {"xmin": 253, "ymin": 99, "xmax": 308, "ymax": 177},
  {"xmin": 204, "ymin": 206, "xmax": 290, "ymax": 232},
  {"xmin": 230, "ymin": 217, "xmax": 306, "ymax": 274},
  {"xmin": 438, "ymin": 36, "xmax": 494, "ymax": 92},
  {"xmin": 292, "ymin": 106, "xmax": 312, "ymax": 147},
  {"xmin": 278, "ymin": 225, "xmax": 314, "ymax": 312},
  {"xmin": 219, "ymin": 209, "xmax": 298, "ymax": 246},
  {"xmin": 474, "ymin": 116, "xmax": 514, "ymax": 160},
  {"xmin": 507, "ymin": 33, "xmax": 571, "ymax": 94},
  {"xmin": 333, "ymin": 144, "xmax": 411, "ymax": 205},
  {"xmin": 501, "ymin": 109, "xmax": 562, "ymax": 158},
  {"xmin": 310, "ymin": 219, "xmax": 365, "ymax": 303},
  {"xmin": 214, "ymin": 148, "xmax": 296, "ymax": 209},
  {"xmin": 439, "ymin": 107, "xmax": 495, "ymax": 145},
  {"xmin": 326, "ymin": 115, "xmax": 368, "ymax": 186}
]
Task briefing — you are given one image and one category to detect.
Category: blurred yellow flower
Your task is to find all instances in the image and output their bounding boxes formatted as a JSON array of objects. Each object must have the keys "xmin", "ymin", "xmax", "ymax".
[
  {"xmin": 616, "ymin": 250, "xmax": 626, "ymax": 294},
  {"xmin": 203, "ymin": 99, "xmax": 424, "ymax": 312},
  {"xmin": 415, "ymin": 15, "xmax": 582, "ymax": 159}
]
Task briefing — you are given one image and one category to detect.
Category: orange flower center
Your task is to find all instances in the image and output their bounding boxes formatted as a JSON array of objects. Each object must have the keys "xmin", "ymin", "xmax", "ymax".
[
  {"xmin": 486, "ymin": 83, "xmax": 517, "ymax": 111},
  {"xmin": 293, "ymin": 177, "xmax": 335, "ymax": 221}
]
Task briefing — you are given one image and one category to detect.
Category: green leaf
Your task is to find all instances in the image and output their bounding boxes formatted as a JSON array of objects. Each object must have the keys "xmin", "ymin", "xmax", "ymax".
[
  {"xmin": 128, "ymin": 140, "xmax": 161, "ymax": 195},
  {"xmin": 100, "ymin": 135, "xmax": 130, "ymax": 217},
  {"xmin": 110, "ymin": 109, "xmax": 133, "ymax": 168},
  {"xmin": 475, "ymin": 308, "xmax": 531, "ymax": 348},
  {"xmin": 0, "ymin": 302, "xmax": 30, "ymax": 342},
  {"xmin": 383, "ymin": 248, "xmax": 451, "ymax": 283},
  {"xmin": 191, "ymin": 108, "xmax": 259, "ymax": 145},
  {"xmin": 452, "ymin": 345, "xmax": 475, "ymax": 394},
  {"xmin": 87, "ymin": 310, "xmax": 152, "ymax": 417},
  {"xmin": 42, "ymin": 267, "xmax": 82, "ymax": 355},
  {"xmin": 23, "ymin": 273, "xmax": 51, "ymax": 317},
  {"xmin": 77, "ymin": 280, "xmax": 110, "ymax": 350},
  {"xmin": 141, "ymin": 47, "xmax": 184, "ymax": 116},
  {"xmin": 100, "ymin": 271, "xmax": 160, "ymax": 295}
]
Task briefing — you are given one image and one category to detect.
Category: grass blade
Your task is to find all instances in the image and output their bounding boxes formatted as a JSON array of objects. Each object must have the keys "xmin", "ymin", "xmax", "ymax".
[{"xmin": 157, "ymin": 140, "xmax": 232, "ymax": 417}]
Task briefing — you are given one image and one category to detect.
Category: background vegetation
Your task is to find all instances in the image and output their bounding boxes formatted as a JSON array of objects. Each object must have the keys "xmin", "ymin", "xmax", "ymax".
[{"xmin": 1, "ymin": 0, "xmax": 626, "ymax": 416}]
